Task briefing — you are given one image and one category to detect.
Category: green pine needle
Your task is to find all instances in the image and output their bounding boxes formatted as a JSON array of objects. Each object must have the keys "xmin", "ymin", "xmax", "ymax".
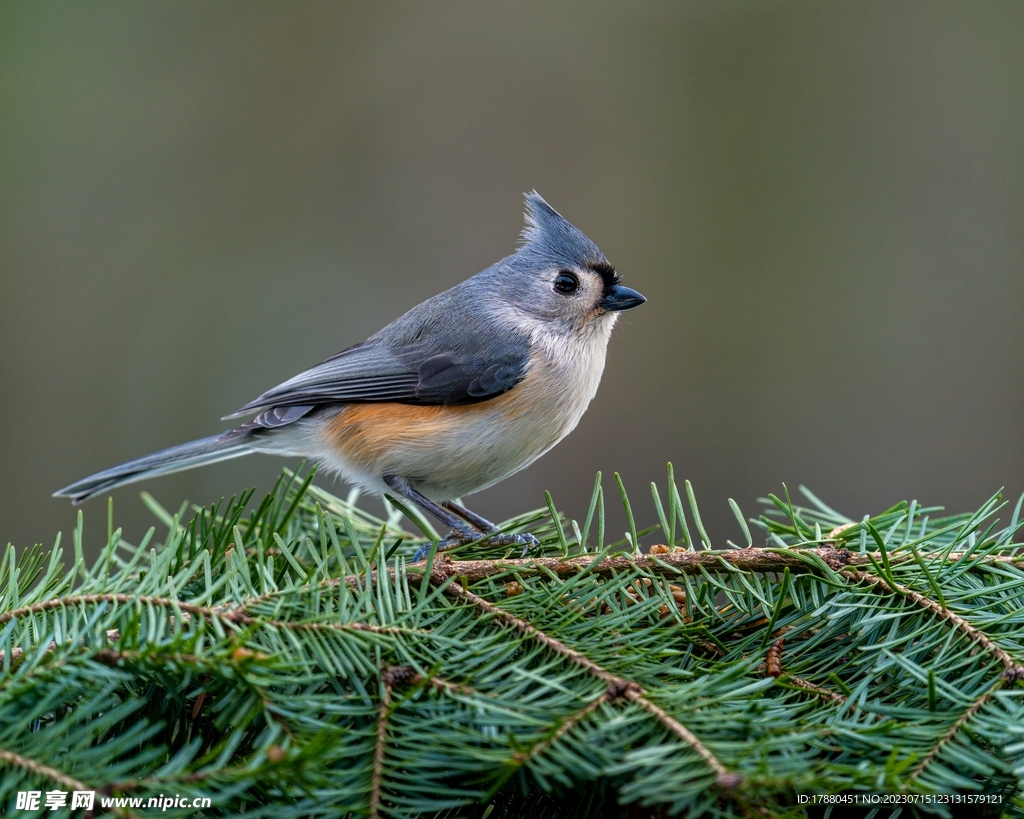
[{"xmin": 1, "ymin": 469, "xmax": 1023, "ymax": 817}]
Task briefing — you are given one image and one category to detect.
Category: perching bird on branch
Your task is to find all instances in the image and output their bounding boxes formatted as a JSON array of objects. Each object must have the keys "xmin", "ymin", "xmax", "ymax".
[{"xmin": 55, "ymin": 193, "xmax": 646, "ymax": 555}]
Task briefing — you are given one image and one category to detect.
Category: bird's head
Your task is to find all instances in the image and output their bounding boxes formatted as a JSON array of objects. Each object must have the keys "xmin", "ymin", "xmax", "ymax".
[{"xmin": 496, "ymin": 192, "xmax": 646, "ymax": 338}]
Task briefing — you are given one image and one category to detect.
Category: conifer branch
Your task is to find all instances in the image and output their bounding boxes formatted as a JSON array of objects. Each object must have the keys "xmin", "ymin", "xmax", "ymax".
[
  {"xmin": 621, "ymin": 688, "xmax": 741, "ymax": 789},
  {"xmin": 0, "ymin": 594, "xmax": 240, "ymax": 630},
  {"xmin": 371, "ymin": 670, "xmax": 394, "ymax": 819},
  {"xmin": 425, "ymin": 546, "xmax": 858, "ymax": 584},
  {"xmin": 245, "ymin": 618, "xmax": 421, "ymax": 636},
  {"xmin": 772, "ymin": 672, "xmax": 846, "ymax": 704},
  {"xmin": 441, "ymin": 580, "xmax": 739, "ymax": 788},
  {"xmin": 94, "ymin": 648, "xmax": 205, "ymax": 668},
  {"xmin": 0, "ymin": 594, "xmax": 423, "ymax": 657},
  {"xmin": 511, "ymin": 691, "xmax": 613, "ymax": 767},
  {"xmin": 6, "ymin": 469, "xmax": 1024, "ymax": 815},
  {"xmin": 0, "ymin": 592, "xmax": 408, "ymax": 636},
  {"xmin": 0, "ymin": 749, "xmax": 91, "ymax": 796},
  {"xmin": 909, "ymin": 678, "xmax": 1005, "ymax": 781},
  {"xmin": 0, "ymin": 629, "xmax": 122, "ymax": 671},
  {"xmin": 233, "ymin": 547, "xmax": 1024, "ymax": 616},
  {"xmin": 443, "ymin": 580, "xmax": 621, "ymax": 685},
  {"xmin": 840, "ymin": 567, "xmax": 1024, "ymax": 677},
  {"xmin": 410, "ymin": 547, "xmax": 1024, "ymax": 583},
  {"xmin": 0, "ymin": 750, "xmax": 138, "ymax": 819},
  {"xmin": 111, "ymin": 752, "xmax": 291, "ymax": 794}
]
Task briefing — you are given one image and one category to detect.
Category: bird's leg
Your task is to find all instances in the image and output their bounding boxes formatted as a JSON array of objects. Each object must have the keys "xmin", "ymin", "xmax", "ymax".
[
  {"xmin": 383, "ymin": 475, "xmax": 477, "ymax": 543},
  {"xmin": 441, "ymin": 500, "xmax": 499, "ymax": 534},
  {"xmin": 443, "ymin": 500, "xmax": 540, "ymax": 556},
  {"xmin": 383, "ymin": 476, "xmax": 539, "ymax": 560}
]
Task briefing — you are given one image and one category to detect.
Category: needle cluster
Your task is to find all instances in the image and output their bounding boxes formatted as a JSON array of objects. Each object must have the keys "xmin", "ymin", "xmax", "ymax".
[{"xmin": 2, "ymin": 468, "xmax": 1023, "ymax": 818}]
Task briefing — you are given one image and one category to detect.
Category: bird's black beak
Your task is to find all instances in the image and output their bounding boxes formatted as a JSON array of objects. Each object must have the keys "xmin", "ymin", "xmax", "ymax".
[{"xmin": 599, "ymin": 284, "xmax": 646, "ymax": 312}]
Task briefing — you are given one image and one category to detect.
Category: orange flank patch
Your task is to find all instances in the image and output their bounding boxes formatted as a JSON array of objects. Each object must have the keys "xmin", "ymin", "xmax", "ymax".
[
  {"xmin": 325, "ymin": 401, "xmax": 492, "ymax": 464},
  {"xmin": 322, "ymin": 369, "xmax": 540, "ymax": 469}
]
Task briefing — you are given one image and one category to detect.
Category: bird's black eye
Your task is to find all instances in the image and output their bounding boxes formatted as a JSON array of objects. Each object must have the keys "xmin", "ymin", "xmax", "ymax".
[{"xmin": 554, "ymin": 271, "xmax": 580, "ymax": 295}]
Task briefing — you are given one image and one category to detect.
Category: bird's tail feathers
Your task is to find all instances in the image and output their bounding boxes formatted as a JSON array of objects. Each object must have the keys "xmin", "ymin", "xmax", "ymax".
[{"xmin": 53, "ymin": 431, "xmax": 255, "ymax": 505}]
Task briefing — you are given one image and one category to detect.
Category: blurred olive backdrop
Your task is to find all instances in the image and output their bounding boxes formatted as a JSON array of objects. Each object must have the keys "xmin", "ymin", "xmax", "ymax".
[{"xmin": 2, "ymin": 1, "xmax": 1023, "ymax": 559}]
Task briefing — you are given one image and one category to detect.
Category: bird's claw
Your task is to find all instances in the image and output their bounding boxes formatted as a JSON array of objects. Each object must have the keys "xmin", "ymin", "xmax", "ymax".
[
  {"xmin": 505, "ymin": 533, "xmax": 541, "ymax": 557},
  {"xmin": 411, "ymin": 544, "xmax": 432, "ymax": 562},
  {"xmin": 411, "ymin": 529, "xmax": 541, "ymax": 561}
]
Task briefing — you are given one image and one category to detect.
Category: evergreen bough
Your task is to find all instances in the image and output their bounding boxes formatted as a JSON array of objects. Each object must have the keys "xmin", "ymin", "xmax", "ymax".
[{"xmin": 2, "ymin": 467, "xmax": 1024, "ymax": 817}]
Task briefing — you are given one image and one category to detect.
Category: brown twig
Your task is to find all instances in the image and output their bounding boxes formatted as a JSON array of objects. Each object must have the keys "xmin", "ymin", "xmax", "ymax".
[
  {"xmin": 370, "ymin": 674, "xmax": 392, "ymax": 819},
  {"xmin": 621, "ymin": 688, "xmax": 741, "ymax": 789},
  {"xmin": 235, "ymin": 547, "xmax": 850, "ymax": 613},
  {"xmin": 512, "ymin": 689, "xmax": 614, "ymax": 766},
  {"xmin": 231, "ymin": 547, "xmax": 1024, "ymax": 616},
  {"xmin": 0, "ymin": 598, "xmax": 423, "ymax": 697},
  {"xmin": 909, "ymin": 677, "xmax": 1006, "ymax": 780},
  {"xmin": 95, "ymin": 648, "xmax": 205, "ymax": 668},
  {"xmin": 775, "ymin": 674, "xmax": 847, "ymax": 704},
  {"xmin": 0, "ymin": 629, "xmax": 122, "ymax": 671},
  {"xmin": 253, "ymin": 619, "xmax": 415, "ymax": 636},
  {"xmin": 427, "ymin": 547, "xmax": 857, "ymax": 585},
  {"xmin": 0, "ymin": 748, "xmax": 91, "ymax": 794},
  {"xmin": 445, "ymin": 581, "xmax": 619, "ymax": 684},
  {"xmin": 0, "ymin": 594, "xmax": 243, "ymax": 630},
  {"xmin": 0, "ymin": 593, "xmax": 418, "ymax": 643},
  {"xmin": 112, "ymin": 751, "xmax": 287, "ymax": 793},
  {"xmin": 0, "ymin": 749, "xmax": 139, "ymax": 819},
  {"xmin": 415, "ymin": 547, "xmax": 1024, "ymax": 585}
]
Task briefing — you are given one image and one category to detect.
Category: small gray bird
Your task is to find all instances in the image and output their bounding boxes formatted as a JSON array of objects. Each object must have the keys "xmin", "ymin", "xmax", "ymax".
[{"xmin": 55, "ymin": 193, "xmax": 645, "ymax": 555}]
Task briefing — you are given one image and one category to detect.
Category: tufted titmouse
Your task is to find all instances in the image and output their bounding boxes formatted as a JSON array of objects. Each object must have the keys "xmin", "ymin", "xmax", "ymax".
[{"xmin": 55, "ymin": 193, "xmax": 645, "ymax": 554}]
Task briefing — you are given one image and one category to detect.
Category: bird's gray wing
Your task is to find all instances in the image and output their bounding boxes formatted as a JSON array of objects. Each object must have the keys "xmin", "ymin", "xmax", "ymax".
[{"xmin": 224, "ymin": 330, "xmax": 531, "ymax": 419}]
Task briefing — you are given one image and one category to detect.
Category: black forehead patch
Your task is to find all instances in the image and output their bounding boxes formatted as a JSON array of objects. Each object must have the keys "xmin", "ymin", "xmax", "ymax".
[{"xmin": 588, "ymin": 261, "xmax": 620, "ymax": 285}]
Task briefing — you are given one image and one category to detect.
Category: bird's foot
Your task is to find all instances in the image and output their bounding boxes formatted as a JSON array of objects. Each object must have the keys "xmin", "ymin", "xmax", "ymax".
[
  {"xmin": 487, "ymin": 532, "xmax": 542, "ymax": 558},
  {"xmin": 412, "ymin": 527, "xmax": 541, "ymax": 561}
]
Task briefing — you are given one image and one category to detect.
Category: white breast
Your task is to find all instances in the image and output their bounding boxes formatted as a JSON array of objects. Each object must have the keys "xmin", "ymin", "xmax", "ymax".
[{"xmin": 304, "ymin": 314, "xmax": 618, "ymax": 501}]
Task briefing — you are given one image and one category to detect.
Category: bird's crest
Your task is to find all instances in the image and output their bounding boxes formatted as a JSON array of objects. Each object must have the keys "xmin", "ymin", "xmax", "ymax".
[{"xmin": 519, "ymin": 191, "xmax": 606, "ymax": 267}]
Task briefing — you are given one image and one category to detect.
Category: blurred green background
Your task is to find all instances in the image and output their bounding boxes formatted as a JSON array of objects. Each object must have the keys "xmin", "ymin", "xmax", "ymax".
[{"xmin": 2, "ymin": 1, "xmax": 1022, "ymax": 558}]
